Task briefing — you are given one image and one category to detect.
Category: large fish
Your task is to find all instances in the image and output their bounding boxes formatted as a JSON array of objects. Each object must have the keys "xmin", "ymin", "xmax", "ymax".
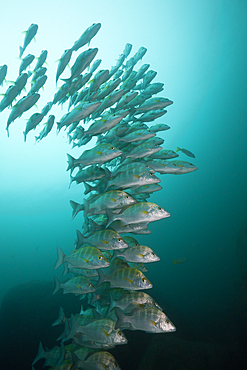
[
  {"xmin": 115, "ymin": 306, "xmax": 176, "ymax": 333},
  {"xmin": 105, "ymin": 201, "xmax": 170, "ymax": 228}
]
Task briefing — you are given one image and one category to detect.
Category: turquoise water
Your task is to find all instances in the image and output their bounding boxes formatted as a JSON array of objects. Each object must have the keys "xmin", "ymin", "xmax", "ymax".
[{"xmin": 0, "ymin": 1, "xmax": 246, "ymax": 368}]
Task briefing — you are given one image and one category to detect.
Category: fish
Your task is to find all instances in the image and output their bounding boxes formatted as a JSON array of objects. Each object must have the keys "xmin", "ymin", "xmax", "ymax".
[
  {"xmin": 0, "ymin": 64, "xmax": 8, "ymax": 86},
  {"xmin": 23, "ymin": 112, "xmax": 44, "ymax": 142},
  {"xmin": 112, "ymin": 244, "xmax": 160, "ymax": 263},
  {"xmin": 52, "ymin": 276, "xmax": 96, "ymax": 295},
  {"xmin": 54, "ymin": 245, "xmax": 110, "ymax": 270},
  {"xmin": 105, "ymin": 201, "xmax": 170, "ymax": 228},
  {"xmin": 75, "ymin": 229, "xmax": 129, "ymax": 251},
  {"xmin": 61, "ymin": 48, "xmax": 98, "ymax": 85},
  {"xmin": 115, "ymin": 306, "xmax": 176, "ymax": 333},
  {"xmin": 176, "ymin": 146, "xmax": 196, "ymax": 158},
  {"xmin": 19, "ymin": 23, "xmax": 38, "ymax": 57},
  {"xmin": 173, "ymin": 257, "xmax": 189, "ymax": 264},
  {"xmin": 19, "ymin": 53, "xmax": 35, "ymax": 74},
  {"xmin": 71, "ymin": 351, "xmax": 122, "ymax": 370},
  {"xmin": 70, "ymin": 23, "xmax": 101, "ymax": 52},
  {"xmin": 55, "ymin": 49, "xmax": 73, "ymax": 84},
  {"xmin": 35, "ymin": 114, "xmax": 55, "ymax": 143},
  {"xmin": 6, "ymin": 93, "xmax": 40, "ymax": 136},
  {"xmin": 67, "ymin": 314, "xmax": 126, "ymax": 345},
  {"xmin": 96, "ymin": 267, "xmax": 153, "ymax": 290},
  {"xmin": 66, "ymin": 143, "xmax": 122, "ymax": 172},
  {"xmin": 0, "ymin": 85, "xmax": 19, "ymax": 112},
  {"xmin": 108, "ymin": 291, "xmax": 162, "ymax": 314},
  {"xmin": 33, "ymin": 50, "xmax": 48, "ymax": 71}
]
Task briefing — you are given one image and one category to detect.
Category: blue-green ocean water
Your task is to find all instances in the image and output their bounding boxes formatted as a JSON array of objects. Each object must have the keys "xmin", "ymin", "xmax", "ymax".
[{"xmin": 0, "ymin": 1, "xmax": 246, "ymax": 369}]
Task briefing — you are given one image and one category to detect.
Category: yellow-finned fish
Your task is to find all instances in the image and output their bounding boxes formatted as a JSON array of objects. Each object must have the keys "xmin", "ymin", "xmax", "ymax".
[{"xmin": 173, "ymin": 257, "xmax": 189, "ymax": 264}]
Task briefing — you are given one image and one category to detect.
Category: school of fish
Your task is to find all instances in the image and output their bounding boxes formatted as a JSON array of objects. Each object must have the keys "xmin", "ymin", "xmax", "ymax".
[{"xmin": 0, "ymin": 22, "xmax": 198, "ymax": 369}]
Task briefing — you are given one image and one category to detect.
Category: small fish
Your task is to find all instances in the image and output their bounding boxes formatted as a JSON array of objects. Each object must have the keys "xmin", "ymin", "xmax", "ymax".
[
  {"xmin": 6, "ymin": 93, "xmax": 40, "ymax": 136},
  {"xmin": 52, "ymin": 276, "xmax": 95, "ymax": 295},
  {"xmin": 54, "ymin": 245, "xmax": 110, "ymax": 270},
  {"xmin": 55, "ymin": 49, "xmax": 73, "ymax": 84},
  {"xmin": 75, "ymin": 229, "xmax": 128, "ymax": 251},
  {"xmin": 71, "ymin": 23, "xmax": 101, "ymax": 52},
  {"xmin": 62, "ymin": 48, "xmax": 98, "ymax": 85},
  {"xmin": 96, "ymin": 267, "xmax": 152, "ymax": 290},
  {"xmin": 71, "ymin": 351, "xmax": 122, "ymax": 370},
  {"xmin": 108, "ymin": 291, "xmax": 162, "ymax": 314},
  {"xmin": 176, "ymin": 146, "xmax": 196, "ymax": 158},
  {"xmin": 19, "ymin": 23, "xmax": 38, "ymax": 58},
  {"xmin": 33, "ymin": 50, "xmax": 48, "ymax": 71},
  {"xmin": 19, "ymin": 53, "xmax": 35, "ymax": 74},
  {"xmin": 0, "ymin": 64, "xmax": 8, "ymax": 86},
  {"xmin": 112, "ymin": 245, "xmax": 160, "ymax": 263},
  {"xmin": 173, "ymin": 257, "xmax": 189, "ymax": 264},
  {"xmin": 66, "ymin": 143, "xmax": 122, "ymax": 172},
  {"xmin": 35, "ymin": 114, "xmax": 55, "ymax": 143},
  {"xmin": 23, "ymin": 112, "xmax": 44, "ymax": 142}
]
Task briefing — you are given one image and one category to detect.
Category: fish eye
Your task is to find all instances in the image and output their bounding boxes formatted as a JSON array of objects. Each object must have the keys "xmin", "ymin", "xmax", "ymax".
[
  {"xmin": 110, "ymin": 146, "xmax": 115, "ymax": 150},
  {"xmin": 117, "ymin": 238, "xmax": 122, "ymax": 242},
  {"xmin": 158, "ymin": 207, "xmax": 161, "ymax": 210},
  {"xmin": 165, "ymin": 319, "xmax": 170, "ymax": 324},
  {"xmin": 98, "ymin": 255, "xmax": 103, "ymax": 260},
  {"xmin": 125, "ymin": 195, "xmax": 129, "ymax": 198},
  {"xmin": 151, "ymin": 252, "xmax": 155, "ymax": 255},
  {"xmin": 142, "ymin": 278, "xmax": 147, "ymax": 283}
]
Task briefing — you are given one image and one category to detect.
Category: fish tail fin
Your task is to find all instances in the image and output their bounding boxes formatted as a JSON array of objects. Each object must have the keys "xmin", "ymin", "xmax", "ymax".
[
  {"xmin": 111, "ymin": 250, "xmax": 119, "ymax": 260},
  {"xmin": 176, "ymin": 147, "xmax": 180, "ymax": 153},
  {"xmin": 173, "ymin": 260, "xmax": 177, "ymax": 264},
  {"xmin": 54, "ymin": 246, "xmax": 65, "ymax": 269},
  {"xmin": 64, "ymin": 314, "xmax": 80, "ymax": 341},
  {"xmin": 71, "ymin": 353, "xmax": 84, "ymax": 370},
  {"xmin": 19, "ymin": 46, "xmax": 23, "ymax": 58},
  {"xmin": 55, "ymin": 341, "xmax": 65, "ymax": 367},
  {"xmin": 96, "ymin": 269, "xmax": 106, "ymax": 287},
  {"xmin": 52, "ymin": 306, "xmax": 65, "ymax": 326},
  {"xmin": 62, "ymin": 263, "xmax": 69, "ymax": 276},
  {"xmin": 75, "ymin": 229, "xmax": 84, "ymax": 249},
  {"xmin": 107, "ymin": 293, "xmax": 116, "ymax": 315},
  {"xmin": 32, "ymin": 341, "xmax": 45, "ymax": 365},
  {"xmin": 105, "ymin": 208, "xmax": 115, "ymax": 228},
  {"xmin": 90, "ymin": 292, "xmax": 100, "ymax": 305},
  {"xmin": 115, "ymin": 307, "xmax": 126, "ymax": 329},
  {"xmin": 52, "ymin": 277, "xmax": 61, "ymax": 295},
  {"xmin": 83, "ymin": 198, "xmax": 89, "ymax": 218},
  {"xmin": 68, "ymin": 174, "xmax": 73, "ymax": 188},
  {"xmin": 70, "ymin": 200, "xmax": 84, "ymax": 220},
  {"xmin": 104, "ymin": 167, "xmax": 112, "ymax": 179},
  {"xmin": 66, "ymin": 153, "xmax": 75, "ymax": 171},
  {"xmin": 84, "ymin": 182, "xmax": 92, "ymax": 195},
  {"xmin": 57, "ymin": 318, "xmax": 70, "ymax": 341}
]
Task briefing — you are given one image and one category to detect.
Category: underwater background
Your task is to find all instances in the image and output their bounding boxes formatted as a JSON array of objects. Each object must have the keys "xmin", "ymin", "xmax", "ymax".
[{"xmin": 0, "ymin": 0, "xmax": 247, "ymax": 369}]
